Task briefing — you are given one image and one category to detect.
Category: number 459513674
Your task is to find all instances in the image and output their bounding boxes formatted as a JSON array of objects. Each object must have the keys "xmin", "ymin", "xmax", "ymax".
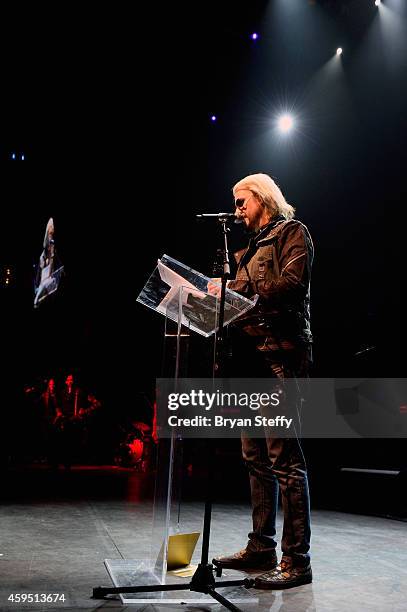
[{"xmin": 8, "ymin": 593, "xmax": 66, "ymax": 603}]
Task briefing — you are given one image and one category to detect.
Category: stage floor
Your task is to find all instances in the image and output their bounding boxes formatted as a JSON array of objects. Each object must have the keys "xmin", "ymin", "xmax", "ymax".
[{"xmin": 0, "ymin": 466, "xmax": 406, "ymax": 611}]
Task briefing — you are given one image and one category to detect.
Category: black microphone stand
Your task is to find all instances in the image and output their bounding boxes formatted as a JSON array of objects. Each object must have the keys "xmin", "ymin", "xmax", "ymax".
[{"xmin": 92, "ymin": 217, "xmax": 254, "ymax": 611}]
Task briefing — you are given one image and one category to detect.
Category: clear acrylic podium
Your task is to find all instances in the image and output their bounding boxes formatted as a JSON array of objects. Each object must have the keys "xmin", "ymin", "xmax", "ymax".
[
  {"xmin": 102, "ymin": 255, "xmax": 257, "ymax": 606},
  {"xmin": 137, "ymin": 254, "xmax": 256, "ymax": 338}
]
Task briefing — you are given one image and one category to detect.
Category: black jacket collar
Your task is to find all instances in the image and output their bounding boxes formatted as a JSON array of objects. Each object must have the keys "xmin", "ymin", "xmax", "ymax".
[{"xmin": 250, "ymin": 215, "xmax": 285, "ymax": 243}]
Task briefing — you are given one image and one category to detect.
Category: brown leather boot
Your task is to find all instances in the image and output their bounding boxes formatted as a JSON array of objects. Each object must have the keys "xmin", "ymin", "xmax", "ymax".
[
  {"xmin": 254, "ymin": 556, "xmax": 312, "ymax": 589},
  {"xmin": 212, "ymin": 548, "xmax": 277, "ymax": 571}
]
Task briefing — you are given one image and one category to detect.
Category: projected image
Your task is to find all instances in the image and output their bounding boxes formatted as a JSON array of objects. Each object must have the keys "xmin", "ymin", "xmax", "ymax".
[{"xmin": 33, "ymin": 217, "xmax": 64, "ymax": 308}]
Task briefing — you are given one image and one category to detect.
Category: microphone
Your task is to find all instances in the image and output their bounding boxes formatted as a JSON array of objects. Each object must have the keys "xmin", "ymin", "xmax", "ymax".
[{"xmin": 196, "ymin": 212, "xmax": 243, "ymax": 223}]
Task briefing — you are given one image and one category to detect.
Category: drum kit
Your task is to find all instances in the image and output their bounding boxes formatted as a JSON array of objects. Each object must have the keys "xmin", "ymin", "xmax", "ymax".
[{"xmin": 114, "ymin": 421, "xmax": 152, "ymax": 470}]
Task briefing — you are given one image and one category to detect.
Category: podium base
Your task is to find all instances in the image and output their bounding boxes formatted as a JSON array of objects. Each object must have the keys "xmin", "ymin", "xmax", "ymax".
[{"xmin": 103, "ymin": 559, "xmax": 258, "ymax": 606}]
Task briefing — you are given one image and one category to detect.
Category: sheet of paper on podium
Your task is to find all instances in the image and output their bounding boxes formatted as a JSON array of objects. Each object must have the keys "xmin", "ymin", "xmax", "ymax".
[{"xmin": 156, "ymin": 259, "xmax": 207, "ymax": 317}]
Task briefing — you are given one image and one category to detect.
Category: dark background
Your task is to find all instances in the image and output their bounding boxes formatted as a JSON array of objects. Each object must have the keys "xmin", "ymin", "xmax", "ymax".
[{"xmin": 1, "ymin": 1, "xmax": 406, "ymax": 513}]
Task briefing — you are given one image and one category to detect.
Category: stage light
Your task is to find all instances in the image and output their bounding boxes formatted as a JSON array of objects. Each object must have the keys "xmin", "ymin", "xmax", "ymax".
[
  {"xmin": 211, "ymin": 115, "xmax": 217, "ymax": 122},
  {"xmin": 277, "ymin": 114, "xmax": 294, "ymax": 133},
  {"xmin": 21, "ymin": 154, "xmax": 25, "ymax": 160},
  {"xmin": 11, "ymin": 153, "xmax": 16, "ymax": 160},
  {"xmin": 336, "ymin": 47, "xmax": 343, "ymax": 56},
  {"xmin": 375, "ymin": 0, "xmax": 381, "ymax": 5},
  {"xmin": 251, "ymin": 33, "xmax": 259, "ymax": 40}
]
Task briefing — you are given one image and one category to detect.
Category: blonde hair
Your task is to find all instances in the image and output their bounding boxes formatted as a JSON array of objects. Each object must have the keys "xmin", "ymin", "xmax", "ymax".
[{"xmin": 233, "ymin": 173, "xmax": 295, "ymax": 220}]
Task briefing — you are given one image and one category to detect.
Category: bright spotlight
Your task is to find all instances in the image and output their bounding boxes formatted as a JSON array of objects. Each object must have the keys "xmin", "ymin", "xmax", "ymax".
[
  {"xmin": 336, "ymin": 47, "xmax": 343, "ymax": 56},
  {"xmin": 277, "ymin": 114, "xmax": 294, "ymax": 133},
  {"xmin": 375, "ymin": 0, "xmax": 381, "ymax": 5}
]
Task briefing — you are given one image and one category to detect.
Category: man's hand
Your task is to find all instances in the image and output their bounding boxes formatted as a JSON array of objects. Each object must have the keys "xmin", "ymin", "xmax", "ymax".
[{"xmin": 207, "ymin": 278, "xmax": 222, "ymax": 297}]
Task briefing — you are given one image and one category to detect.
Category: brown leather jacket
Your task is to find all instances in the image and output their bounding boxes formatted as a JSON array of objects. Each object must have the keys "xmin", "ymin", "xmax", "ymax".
[{"xmin": 228, "ymin": 216, "xmax": 314, "ymax": 347}]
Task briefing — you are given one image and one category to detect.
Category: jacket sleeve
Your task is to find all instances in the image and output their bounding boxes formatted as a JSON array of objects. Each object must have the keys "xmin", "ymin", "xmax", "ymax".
[{"xmin": 255, "ymin": 222, "xmax": 313, "ymax": 306}]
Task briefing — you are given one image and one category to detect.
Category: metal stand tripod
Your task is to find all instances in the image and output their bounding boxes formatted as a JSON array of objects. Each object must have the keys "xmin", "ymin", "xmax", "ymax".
[{"xmin": 92, "ymin": 218, "xmax": 254, "ymax": 610}]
